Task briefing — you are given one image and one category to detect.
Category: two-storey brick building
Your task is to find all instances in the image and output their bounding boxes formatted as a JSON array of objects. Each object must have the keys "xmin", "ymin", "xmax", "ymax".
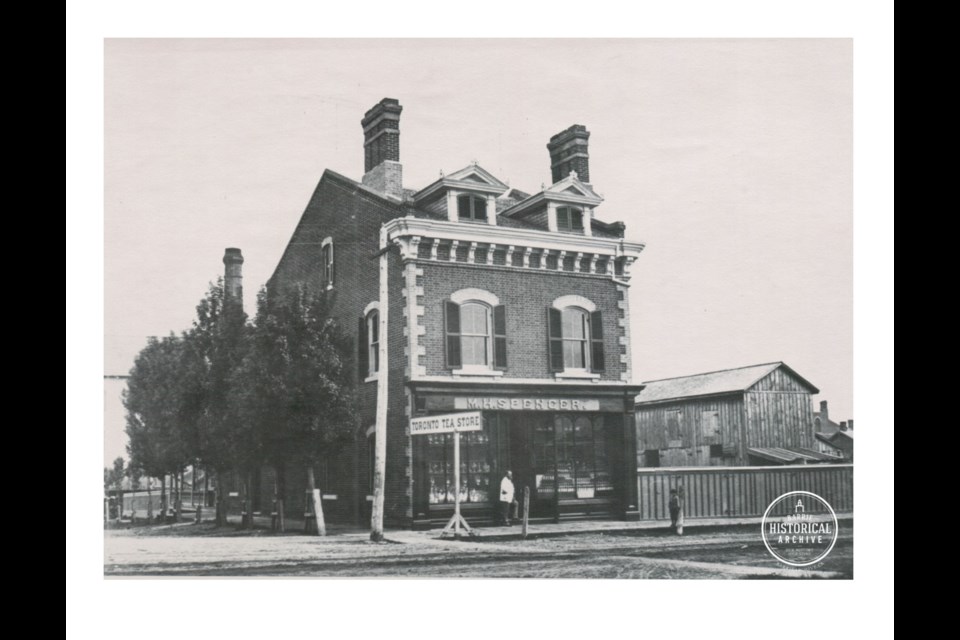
[{"xmin": 261, "ymin": 98, "xmax": 645, "ymax": 529}]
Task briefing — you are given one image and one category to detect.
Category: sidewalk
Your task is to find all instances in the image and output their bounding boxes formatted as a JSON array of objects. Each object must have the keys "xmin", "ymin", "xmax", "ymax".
[{"xmin": 386, "ymin": 512, "xmax": 854, "ymax": 544}]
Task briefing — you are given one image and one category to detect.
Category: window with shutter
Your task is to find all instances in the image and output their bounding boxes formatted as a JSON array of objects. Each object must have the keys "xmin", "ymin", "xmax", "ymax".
[
  {"xmin": 493, "ymin": 304, "xmax": 507, "ymax": 369},
  {"xmin": 445, "ymin": 291, "xmax": 506, "ymax": 374},
  {"xmin": 589, "ymin": 310, "xmax": 604, "ymax": 372},
  {"xmin": 547, "ymin": 307, "xmax": 564, "ymax": 372},
  {"xmin": 548, "ymin": 300, "xmax": 603, "ymax": 374},
  {"xmin": 357, "ymin": 315, "xmax": 368, "ymax": 379},
  {"xmin": 444, "ymin": 300, "xmax": 462, "ymax": 368}
]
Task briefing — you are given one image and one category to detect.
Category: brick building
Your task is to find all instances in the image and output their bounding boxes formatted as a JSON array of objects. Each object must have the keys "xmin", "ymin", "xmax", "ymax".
[{"xmin": 241, "ymin": 98, "xmax": 646, "ymax": 528}]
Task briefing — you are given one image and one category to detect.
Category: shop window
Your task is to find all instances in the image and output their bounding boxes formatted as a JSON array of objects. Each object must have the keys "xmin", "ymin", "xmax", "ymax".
[
  {"xmin": 445, "ymin": 298, "xmax": 507, "ymax": 370},
  {"xmin": 321, "ymin": 237, "xmax": 334, "ymax": 289},
  {"xmin": 457, "ymin": 194, "xmax": 487, "ymax": 223},
  {"xmin": 548, "ymin": 304, "xmax": 604, "ymax": 373},
  {"xmin": 358, "ymin": 304, "xmax": 380, "ymax": 381},
  {"xmin": 556, "ymin": 206, "xmax": 584, "ymax": 233},
  {"xmin": 425, "ymin": 419, "xmax": 498, "ymax": 505},
  {"xmin": 532, "ymin": 415, "xmax": 612, "ymax": 500}
]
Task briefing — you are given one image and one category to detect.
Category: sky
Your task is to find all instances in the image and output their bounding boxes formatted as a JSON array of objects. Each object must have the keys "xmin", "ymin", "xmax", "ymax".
[{"xmin": 103, "ymin": 38, "xmax": 852, "ymax": 461}]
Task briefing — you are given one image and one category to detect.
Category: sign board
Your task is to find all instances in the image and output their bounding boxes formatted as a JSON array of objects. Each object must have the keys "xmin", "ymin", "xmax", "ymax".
[
  {"xmin": 454, "ymin": 397, "xmax": 600, "ymax": 412},
  {"xmin": 410, "ymin": 411, "xmax": 483, "ymax": 436}
]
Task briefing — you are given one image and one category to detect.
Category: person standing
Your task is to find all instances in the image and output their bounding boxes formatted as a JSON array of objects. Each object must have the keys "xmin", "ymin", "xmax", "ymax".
[
  {"xmin": 675, "ymin": 485, "xmax": 685, "ymax": 536},
  {"xmin": 499, "ymin": 470, "xmax": 517, "ymax": 525},
  {"xmin": 668, "ymin": 489, "xmax": 680, "ymax": 532}
]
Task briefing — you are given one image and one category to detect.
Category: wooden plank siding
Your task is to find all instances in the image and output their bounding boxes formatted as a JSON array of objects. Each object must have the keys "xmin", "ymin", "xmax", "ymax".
[
  {"xmin": 636, "ymin": 396, "xmax": 744, "ymax": 467},
  {"xmin": 636, "ymin": 366, "xmax": 818, "ymax": 467},
  {"xmin": 635, "ymin": 464, "xmax": 853, "ymax": 520},
  {"xmin": 743, "ymin": 390, "xmax": 815, "ymax": 450}
]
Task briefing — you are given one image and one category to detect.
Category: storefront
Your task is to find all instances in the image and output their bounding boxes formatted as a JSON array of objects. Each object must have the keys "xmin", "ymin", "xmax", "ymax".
[{"xmin": 409, "ymin": 381, "xmax": 642, "ymax": 529}]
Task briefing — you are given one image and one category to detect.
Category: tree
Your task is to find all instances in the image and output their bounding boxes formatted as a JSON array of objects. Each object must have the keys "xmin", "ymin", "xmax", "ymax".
[
  {"xmin": 108, "ymin": 457, "xmax": 125, "ymax": 521},
  {"xmin": 232, "ymin": 285, "xmax": 354, "ymax": 534},
  {"xmin": 124, "ymin": 334, "xmax": 190, "ymax": 521},
  {"xmin": 181, "ymin": 279, "xmax": 254, "ymax": 526}
]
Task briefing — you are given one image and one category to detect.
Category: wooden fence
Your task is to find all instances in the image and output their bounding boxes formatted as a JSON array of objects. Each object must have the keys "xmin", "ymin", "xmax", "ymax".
[{"xmin": 636, "ymin": 464, "xmax": 853, "ymax": 520}]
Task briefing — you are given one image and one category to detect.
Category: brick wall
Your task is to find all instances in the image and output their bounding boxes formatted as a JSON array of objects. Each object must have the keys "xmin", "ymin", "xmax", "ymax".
[
  {"xmin": 267, "ymin": 169, "xmax": 407, "ymax": 524},
  {"xmin": 417, "ymin": 262, "xmax": 627, "ymax": 381}
]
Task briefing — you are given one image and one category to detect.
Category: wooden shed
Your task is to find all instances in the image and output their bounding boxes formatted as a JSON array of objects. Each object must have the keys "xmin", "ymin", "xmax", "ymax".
[{"xmin": 635, "ymin": 362, "xmax": 822, "ymax": 467}]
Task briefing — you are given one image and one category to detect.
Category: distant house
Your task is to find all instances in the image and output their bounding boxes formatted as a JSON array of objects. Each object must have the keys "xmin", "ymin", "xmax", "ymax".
[
  {"xmin": 635, "ymin": 362, "xmax": 841, "ymax": 467},
  {"xmin": 813, "ymin": 400, "xmax": 854, "ymax": 461}
]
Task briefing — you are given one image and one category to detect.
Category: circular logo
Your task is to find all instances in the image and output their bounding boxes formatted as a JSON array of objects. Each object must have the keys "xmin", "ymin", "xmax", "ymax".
[{"xmin": 761, "ymin": 491, "xmax": 838, "ymax": 567}]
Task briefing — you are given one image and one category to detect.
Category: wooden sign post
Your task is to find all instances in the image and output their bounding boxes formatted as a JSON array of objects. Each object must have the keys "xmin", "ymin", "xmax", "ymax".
[{"xmin": 409, "ymin": 411, "xmax": 483, "ymax": 538}]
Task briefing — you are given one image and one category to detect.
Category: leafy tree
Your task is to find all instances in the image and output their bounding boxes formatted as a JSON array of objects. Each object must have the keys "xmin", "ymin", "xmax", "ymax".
[
  {"xmin": 232, "ymin": 285, "xmax": 354, "ymax": 533},
  {"xmin": 181, "ymin": 279, "xmax": 254, "ymax": 526},
  {"xmin": 124, "ymin": 334, "xmax": 189, "ymax": 520}
]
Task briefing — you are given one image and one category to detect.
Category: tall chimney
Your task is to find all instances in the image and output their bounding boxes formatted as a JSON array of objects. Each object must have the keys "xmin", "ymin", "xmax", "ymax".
[
  {"xmin": 223, "ymin": 247, "xmax": 244, "ymax": 312},
  {"xmin": 547, "ymin": 124, "xmax": 591, "ymax": 184},
  {"xmin": 819, "ymin": 400, "xmax": 829, "ymax": 420},
  {"xmin": 361, "ymin": 98, "xmax": 403, "ymax": 198}
]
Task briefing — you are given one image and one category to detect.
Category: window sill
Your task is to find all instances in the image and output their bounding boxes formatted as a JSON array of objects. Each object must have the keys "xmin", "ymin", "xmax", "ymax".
[
  {"xmin": 452, "ymin": 367, "xmax": 504, "ymax": 378},
  {"xmin": 554, "ymin": 370, "xmax": 601, "ymax": 381},
  {"xmin": 364, "ymin": 374, "xmax": 379, "ymax": 384}
]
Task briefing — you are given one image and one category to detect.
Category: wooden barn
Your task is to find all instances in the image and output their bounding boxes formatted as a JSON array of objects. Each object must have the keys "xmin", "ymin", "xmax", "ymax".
[{"xmin": 634, "ymin": 362, "xmax": 838, "ymax": 467}]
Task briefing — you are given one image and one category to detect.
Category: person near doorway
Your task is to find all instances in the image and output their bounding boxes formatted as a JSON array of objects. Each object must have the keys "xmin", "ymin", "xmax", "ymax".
[{"xmin": 499, "ymin": 470, "xmax": 518, "ymax": 525}]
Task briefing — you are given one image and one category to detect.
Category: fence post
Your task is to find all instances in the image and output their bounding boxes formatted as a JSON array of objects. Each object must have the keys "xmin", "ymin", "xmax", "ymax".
[{"xmin": 522, "ymin": 486, "xmax": 530, "ymax": 540}]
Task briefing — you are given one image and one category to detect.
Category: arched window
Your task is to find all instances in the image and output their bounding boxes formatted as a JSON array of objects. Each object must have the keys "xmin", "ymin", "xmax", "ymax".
[
  {"xmin": 548, "ymin": 296, "xmax": 604, "ymax": 373},
  {"xmin": 367, "ymin": 309, "xmax": 380, "ymax": 375},
  {"xmin": 457, "ymin": 194, "xmax": 487, "ymax": 223},
  {"xmin": 444, "ymin": 289, "xmax": 507, "ymax": 371},
  {"xmin": 561, "ymin": 307, "xmax": 589, "ymax": 369},
  {"xmin": 359, "ymin": 302, "xmax": 380, "ymax": 381},
  {"xmin": 321, "ymin": 237, "xmax": 335, "ymax": 289}
]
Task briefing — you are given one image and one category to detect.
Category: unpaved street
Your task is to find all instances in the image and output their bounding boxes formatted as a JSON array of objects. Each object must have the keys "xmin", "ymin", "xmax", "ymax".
[{"xmin": 104, "ymin": 523, "xmax": 852, "ymax": 578}]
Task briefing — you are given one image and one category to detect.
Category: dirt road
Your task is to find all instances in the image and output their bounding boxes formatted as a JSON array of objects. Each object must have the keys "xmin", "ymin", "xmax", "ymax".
[{"xmin": 104, "ymin": 523, "xmax": 852, "ymax": 578}]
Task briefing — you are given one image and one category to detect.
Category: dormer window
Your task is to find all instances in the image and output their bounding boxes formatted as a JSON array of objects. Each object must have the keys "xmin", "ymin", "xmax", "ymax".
[
  {"xmin": 457, "ymin": 194, "xmax": 487, "ymax": 223},
  {"xmin": 556, "ymin": 207, "xmax": 584, "ymax": 233}
]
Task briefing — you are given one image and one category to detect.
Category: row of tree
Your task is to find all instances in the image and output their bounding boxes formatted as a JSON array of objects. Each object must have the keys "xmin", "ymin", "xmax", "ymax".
[{"xmin": 123, "ymin": 280, "xmax": 355, "ymax": 532}]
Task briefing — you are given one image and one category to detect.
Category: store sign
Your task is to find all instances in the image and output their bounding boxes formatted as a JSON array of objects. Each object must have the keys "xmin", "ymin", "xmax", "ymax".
[
  {"xmin": 454, "ymin": 397, "xmax": 600, "ymax": 411},
  {"xmin": 410, "ymin": 411, "xmax": 484, "ymax": 436}
]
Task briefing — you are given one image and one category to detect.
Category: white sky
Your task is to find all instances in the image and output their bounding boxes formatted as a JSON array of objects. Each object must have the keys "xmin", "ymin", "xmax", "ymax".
[{"xmin": 103, "ymin": 38, "xmax": 852, "ymax": 461}]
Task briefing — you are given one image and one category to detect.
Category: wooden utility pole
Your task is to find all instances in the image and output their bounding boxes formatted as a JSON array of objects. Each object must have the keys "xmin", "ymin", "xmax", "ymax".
[
  {"xmin": 370, "ymin": 230, "xmax": 391, "ymax": 542},
  {"xmin": 306, "ymin": 466, "xmax": 326, "ymax": 536},
  {"xmin": 522, "ymin": 486, "xmax": 530, "ymax": 539}
]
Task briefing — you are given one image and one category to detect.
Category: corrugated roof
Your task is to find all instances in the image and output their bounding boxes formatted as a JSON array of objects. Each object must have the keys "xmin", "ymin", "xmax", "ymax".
[
  {"xmin": 747, "ymin": 447, "xmax": 842, "ymax": 465},
  {"xmin": 636, "ymin": 362, "xmax": 784, "ymax": 404}
]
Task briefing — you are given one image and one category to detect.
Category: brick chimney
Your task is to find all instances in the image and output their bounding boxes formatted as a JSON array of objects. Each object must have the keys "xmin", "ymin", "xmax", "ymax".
[
  {"xmin": 223, "ymin": 247, "xmax": 244, "ymax": 312},
  {"xmin": 361, "ymin": 98, "xmax": 403, "ymax": 198},
  {"xmin": 839, "ymin": 421, "xmax": 848, "ymax": 432},
  {"xmin": 847, "ymin": 419, "xmax": 854, "ymax": 431},
  {"xmin": 547, "ymin": 124, "xmax": 591, "ymax": 184},
  {"xmin": 819, "ymin": 400, "xmax": 829, "ymax": 421}
]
